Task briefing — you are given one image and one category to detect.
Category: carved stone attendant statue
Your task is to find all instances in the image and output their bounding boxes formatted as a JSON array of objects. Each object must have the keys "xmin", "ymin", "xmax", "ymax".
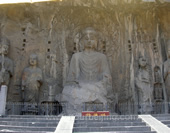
[
  {"xmin": 0, "ymin": 37, "xmax": 13, "ymax": 86},
  {"xmin": 164, "ymin": 42, "xmax": 170, "ymax": 102},
  {"xmin": 135, "ymin": 56, "xmax": 152, "ymax": 114},
  {"xmin": 59, "ymin": 27, "xmax": 113, "ymax": 114},
  {"xmin": 0, "ymin": 36, "xmax": 13, "ymax": 115},
  {"xmin": 154, "ymin": 66, "xmax": 163, "ymax": 100},
  {"xmin": 22, "ymin": 54, "xmax": 43, "ymax": 103}
]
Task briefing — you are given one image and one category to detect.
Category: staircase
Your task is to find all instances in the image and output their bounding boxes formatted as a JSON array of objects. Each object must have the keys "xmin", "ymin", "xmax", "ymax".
[
  {"xmin": 153, "ymin": 114, "xmax": 170, "ymax": 128},
  {"xmin": 0, "ymin": 115, "xmax": 60, "ymax": 133},
  {"xmin": 1, "ymin": 114, "xmax": 170, "ymax": 133},
  {"xmin": 73, "ymin": 115, "xmax": 156, "ymax": 133}
]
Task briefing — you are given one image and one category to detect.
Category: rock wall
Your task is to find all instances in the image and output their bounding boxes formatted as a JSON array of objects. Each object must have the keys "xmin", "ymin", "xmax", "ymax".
[{"xmin": 0, "ymin": 0, "xmax": 170, "ymax": 113}]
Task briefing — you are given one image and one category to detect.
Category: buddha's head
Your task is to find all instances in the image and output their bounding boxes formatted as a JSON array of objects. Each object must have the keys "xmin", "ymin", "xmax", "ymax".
[
  {"xmin": 29, "ymin": 54, "xmax": 38, "ymax": 67},
  {"xmin": 82, "ymin": 27, "xmax": 97, "ymax": 50},
  {"xmin": 139, "ymin": 56, "xmax": 147, "ymax": 68},
  {"xmin": 0, "ymin": 37, "xmax": 10, "ymax": 55}
]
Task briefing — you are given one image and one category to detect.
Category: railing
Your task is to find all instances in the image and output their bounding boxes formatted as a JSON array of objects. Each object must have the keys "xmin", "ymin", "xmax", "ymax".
[
  {"xmin": 5, "ymin": 101, "xmax": 169, "ymax": 115},
  {"xmin": 118, "ymin": 101, "xmax": 168, "ymax": 115},
  {"xmin": 6, "ymin": 102, "xmax": 64, "ymax": 115}
]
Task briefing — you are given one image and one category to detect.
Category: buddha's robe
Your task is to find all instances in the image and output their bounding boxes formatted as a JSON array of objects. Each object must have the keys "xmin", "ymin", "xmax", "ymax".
[{"xmin": 61, "ymin": 51, "xmax": 112, "ymax": 114}]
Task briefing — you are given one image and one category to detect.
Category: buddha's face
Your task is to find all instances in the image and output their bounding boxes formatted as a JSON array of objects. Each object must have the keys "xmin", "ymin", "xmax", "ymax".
[
  {"xmin": 0, "ymin": 44, "xmax": 9, "ymax": 55},
  {"xmin": 139, "ymin": 57, "xmax": 147, "ymax": 67},
  {"xmin": 83, "ymin": 29, "xmax": 97, "ymax": 50},
  {"xmin": 29, "ymin": 55, "xmax": 37, "ymax": 66}
]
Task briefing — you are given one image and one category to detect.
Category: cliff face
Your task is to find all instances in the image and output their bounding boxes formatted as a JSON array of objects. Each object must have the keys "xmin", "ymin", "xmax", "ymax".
[{"xmin": 0, "ymin": 0, "xmax": 169, "ymax": 114}]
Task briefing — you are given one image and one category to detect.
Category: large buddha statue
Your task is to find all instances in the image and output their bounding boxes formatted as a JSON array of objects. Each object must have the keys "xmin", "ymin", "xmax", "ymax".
[{"xmin": 59, "ymin": 27, "xmax": 113, "ymax": 114}]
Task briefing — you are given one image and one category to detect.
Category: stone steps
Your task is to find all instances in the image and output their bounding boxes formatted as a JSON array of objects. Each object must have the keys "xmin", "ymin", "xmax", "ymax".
[
  {"xmin": 159, "ymin": 120, "xmax": 170, "ymax": 124},
  {"xmin": 0, "ymin": 131, "xmax": 50, "ymax": 133},
  {"xmin": 73, "ymin": 130, "xmax": 157, "ymax": 133},
  {"xmin": 74, "ymin": 122, "xmax": 146, "ymax": 127},
  {"xmin": 74, "ymin": 119, "xmax": 142, "ymax": 123},
  {"xmin": 73, "ymin": 126, "xmax": 153, "ymax": 132},
  {"xmin": 0, "ymin": 115, "xmax": 60, "ymax": 133},
  {"xmin": 73, "ymin": 131, "xmax": 156, "ymax": 133},
  {"xmin": 73, "ymin": 116, "xmax": 156, "ymax": 133},
  {"xmin": 2, "ymin": 114, "xmax": 169, "ymax": 133},
  {"xmin": 0, "ymin": 121, "xmax": 57, "ymax": 127},
  {"xmin": 152, "ymin": 114, "xmax": 170, "ymax": 128},
  {"xmin": 5, "ymin": 115, "xmax": 61, "ymax": 119},
  {"xmin": 0, "ymin": 118, "xmax": 60, "ymax": 122},
  {"xmin": 0, "ymin": 125, "xmax": 55, "ymax": 132},
  {"xmin": 75, "ymin": 115, "xmax": 138, "ymax": 119},
  {"xmin": 152, "ymin": 114, "xmax": 170, "ymax": 117},
  {"xmin": 154, "ymin": 116, "xmax": 170, "ymax": 120}
]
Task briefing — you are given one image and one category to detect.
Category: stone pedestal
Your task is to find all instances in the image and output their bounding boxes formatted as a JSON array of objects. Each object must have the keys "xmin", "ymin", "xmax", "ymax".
[{"xmin": 0, "ymin": 85, "xmax": 7, "ymax": 116}]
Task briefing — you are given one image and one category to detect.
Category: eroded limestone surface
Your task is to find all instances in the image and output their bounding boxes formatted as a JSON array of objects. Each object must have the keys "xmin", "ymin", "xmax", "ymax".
[{"xmin": 0, "ymin": 0, "xmax": 169, "ymax": 114}]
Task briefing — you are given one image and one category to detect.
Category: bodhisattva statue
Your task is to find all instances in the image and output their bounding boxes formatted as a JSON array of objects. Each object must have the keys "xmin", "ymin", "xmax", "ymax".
[
  {"xmin": 154, "ymin": 66, "xmax": 163, "ymax": 100},
  {"xmin": 22, "ymin": 54, "xmax": 43, "ymax": 103},
  {"xmin": 135, "ymin": 56, "xmax": 152, "ymax": 114},
  {"xmin": 164, "ymin": 42, "xmax": 170, "ymax": 102},
  {"xmin": 0, "ymin": 37, "xmax": 13, "ymax": 86},
  {"xmin": 59, "ymin": 27, "xmax": 113, "ymax": 114},
  {"xmin": 0, "ymin": 37, "xmax": 13, "ymax": 116}
]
